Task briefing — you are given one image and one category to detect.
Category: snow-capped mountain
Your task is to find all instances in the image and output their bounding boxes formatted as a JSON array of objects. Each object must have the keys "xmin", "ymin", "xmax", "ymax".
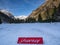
[
  {"xmin": 0, "ymin": 9, "xmax": 14, "ymax": 18},
  {"xmin": 0, "ymin": 9, "xmax": 14, "ymax": 23},
  {"xmin": 14, "ymin": 16, "xmax": 28, "ymax": 19},
  {"xmin": 0, "ymin": 9, "xmax": 9, "ymax": 14}
]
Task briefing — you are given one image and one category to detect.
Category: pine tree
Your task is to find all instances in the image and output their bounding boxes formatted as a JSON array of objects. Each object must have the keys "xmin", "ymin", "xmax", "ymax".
[
  {"xmin": 38, "ymin": 14, "xmax": 42, "ymax": 22},
  {"xmin": 52, "ymin": 6, "xmax": 56, "ymax": 22},
  {"xmin": 0, "ymin": 18, "xmax": 2, "ymax": 24}
]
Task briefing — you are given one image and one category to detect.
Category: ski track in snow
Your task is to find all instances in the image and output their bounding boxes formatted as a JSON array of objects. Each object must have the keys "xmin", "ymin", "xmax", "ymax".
[{"xmin": 0, "ymin": 23, "xmax": 60, "ymax": 45}]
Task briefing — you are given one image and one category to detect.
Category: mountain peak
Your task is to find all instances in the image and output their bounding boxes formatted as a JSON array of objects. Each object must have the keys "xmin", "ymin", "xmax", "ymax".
[
  {"xmin": 14, "ymin": 15, "xmax": 28, "ymax": 19},
  {"xmin": 0, "ymin": 9, "xmax": 14, "ymax": 18}
]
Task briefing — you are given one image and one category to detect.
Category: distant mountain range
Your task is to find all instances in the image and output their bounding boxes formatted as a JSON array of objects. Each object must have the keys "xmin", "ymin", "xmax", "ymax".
[
  {"xmin": 14, "ymin": 16, "xmax": 28, "ymax": 19},
  {"xmin": 0, "ymin": 0, "xmax": 60, "ymax": 23},
  {"xmin": 0, "ymin": 10, "xmax": 28, "ymax": 23}
]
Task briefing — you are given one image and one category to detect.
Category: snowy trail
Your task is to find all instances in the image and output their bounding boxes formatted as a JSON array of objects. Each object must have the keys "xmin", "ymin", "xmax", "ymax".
[{"xmin": 0, "ymin": 23, "xmax": 60, "ymax": 45}]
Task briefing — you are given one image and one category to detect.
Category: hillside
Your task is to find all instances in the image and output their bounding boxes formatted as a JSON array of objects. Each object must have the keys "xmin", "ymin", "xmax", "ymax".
[
  {"xmin": 0, "ymin": 9, "xmax": 14, "ymax": 23},
  {"xmin": 27, "ymin": 0, "xmax": 60, "ymax": 22}
]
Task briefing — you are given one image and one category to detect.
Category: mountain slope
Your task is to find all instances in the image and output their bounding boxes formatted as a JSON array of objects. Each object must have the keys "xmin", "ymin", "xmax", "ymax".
[
  {"xmin": 0, "ymin": 9, "xmax": 14, "ymax": 18},
  {"xmin": 0, "ymin": 9, "xmax": 14, "ymax": 23},
  {"xmin": 28, "ymin": 0, "xmax": 60, "ymax": 22}
]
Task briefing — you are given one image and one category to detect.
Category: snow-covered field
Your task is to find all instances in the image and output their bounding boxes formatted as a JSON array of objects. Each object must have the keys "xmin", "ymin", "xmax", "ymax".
[{"xmin": 0, "ymin": 23, "xmax": 60, "ymax": 45}]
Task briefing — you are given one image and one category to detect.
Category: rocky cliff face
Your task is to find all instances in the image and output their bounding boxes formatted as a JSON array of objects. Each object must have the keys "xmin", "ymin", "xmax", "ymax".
[{"xmin": 28, "ymin": 0, "xmax": 60, "ymax": 22}]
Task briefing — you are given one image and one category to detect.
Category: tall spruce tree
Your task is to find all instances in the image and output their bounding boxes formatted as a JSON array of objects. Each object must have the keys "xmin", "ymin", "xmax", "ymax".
[
  {"xmin": 38, "ymin": 14, "xmax": 42, "ymax": 22},
  {"xmin": 0, "ymin": 18, "xmax": 2, "ymax": 24}
]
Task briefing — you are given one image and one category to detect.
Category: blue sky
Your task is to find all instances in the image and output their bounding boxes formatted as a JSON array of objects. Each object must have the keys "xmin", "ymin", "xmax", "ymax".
[{"xmin": 0, "ymin": 0, "xmax": 45, "ymax": 16}]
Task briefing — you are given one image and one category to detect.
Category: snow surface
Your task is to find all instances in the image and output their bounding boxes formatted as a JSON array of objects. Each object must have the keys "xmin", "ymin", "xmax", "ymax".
[{"xmin": 0, "ymin": 23, "xmax": 60, "ymax": 45}]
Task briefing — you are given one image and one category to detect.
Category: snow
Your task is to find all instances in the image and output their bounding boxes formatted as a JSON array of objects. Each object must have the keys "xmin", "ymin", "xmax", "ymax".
[
  {"xmin": 0, "ymin": 9, "xmax": 14, "ymax": 18},
  {"xmin": 14, "ymin": 16, "xmax": 28, "ymax": 19},
  {"xmin": 0, "ymin": 9, "xmax": 9, "ymax": 13},
  {"xmin": 0, "ymin": 9, "xmax": 10, "ymax": 15},
  {"xmin": 0, "ymin": 23, "xmax": 60, "ymax": 45}
]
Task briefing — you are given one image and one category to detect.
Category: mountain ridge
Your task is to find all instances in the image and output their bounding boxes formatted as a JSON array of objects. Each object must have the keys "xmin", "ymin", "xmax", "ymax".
[
  {"xmin": 14, "ymin": 16, "xmax": 28, "ymax": 19},
  {"xmin": 0, "ymin": 9, "xmax": 14, "ymax": 23},
  {"xmin": 27, "ymin": 0, "xmax": 60, "ymax": 22}
]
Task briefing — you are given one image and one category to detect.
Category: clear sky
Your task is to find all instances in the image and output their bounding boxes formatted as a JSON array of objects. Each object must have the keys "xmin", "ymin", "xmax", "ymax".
[{"xmin": 0, "ymin": 0, "xmax": 45, "ymax": 16}]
